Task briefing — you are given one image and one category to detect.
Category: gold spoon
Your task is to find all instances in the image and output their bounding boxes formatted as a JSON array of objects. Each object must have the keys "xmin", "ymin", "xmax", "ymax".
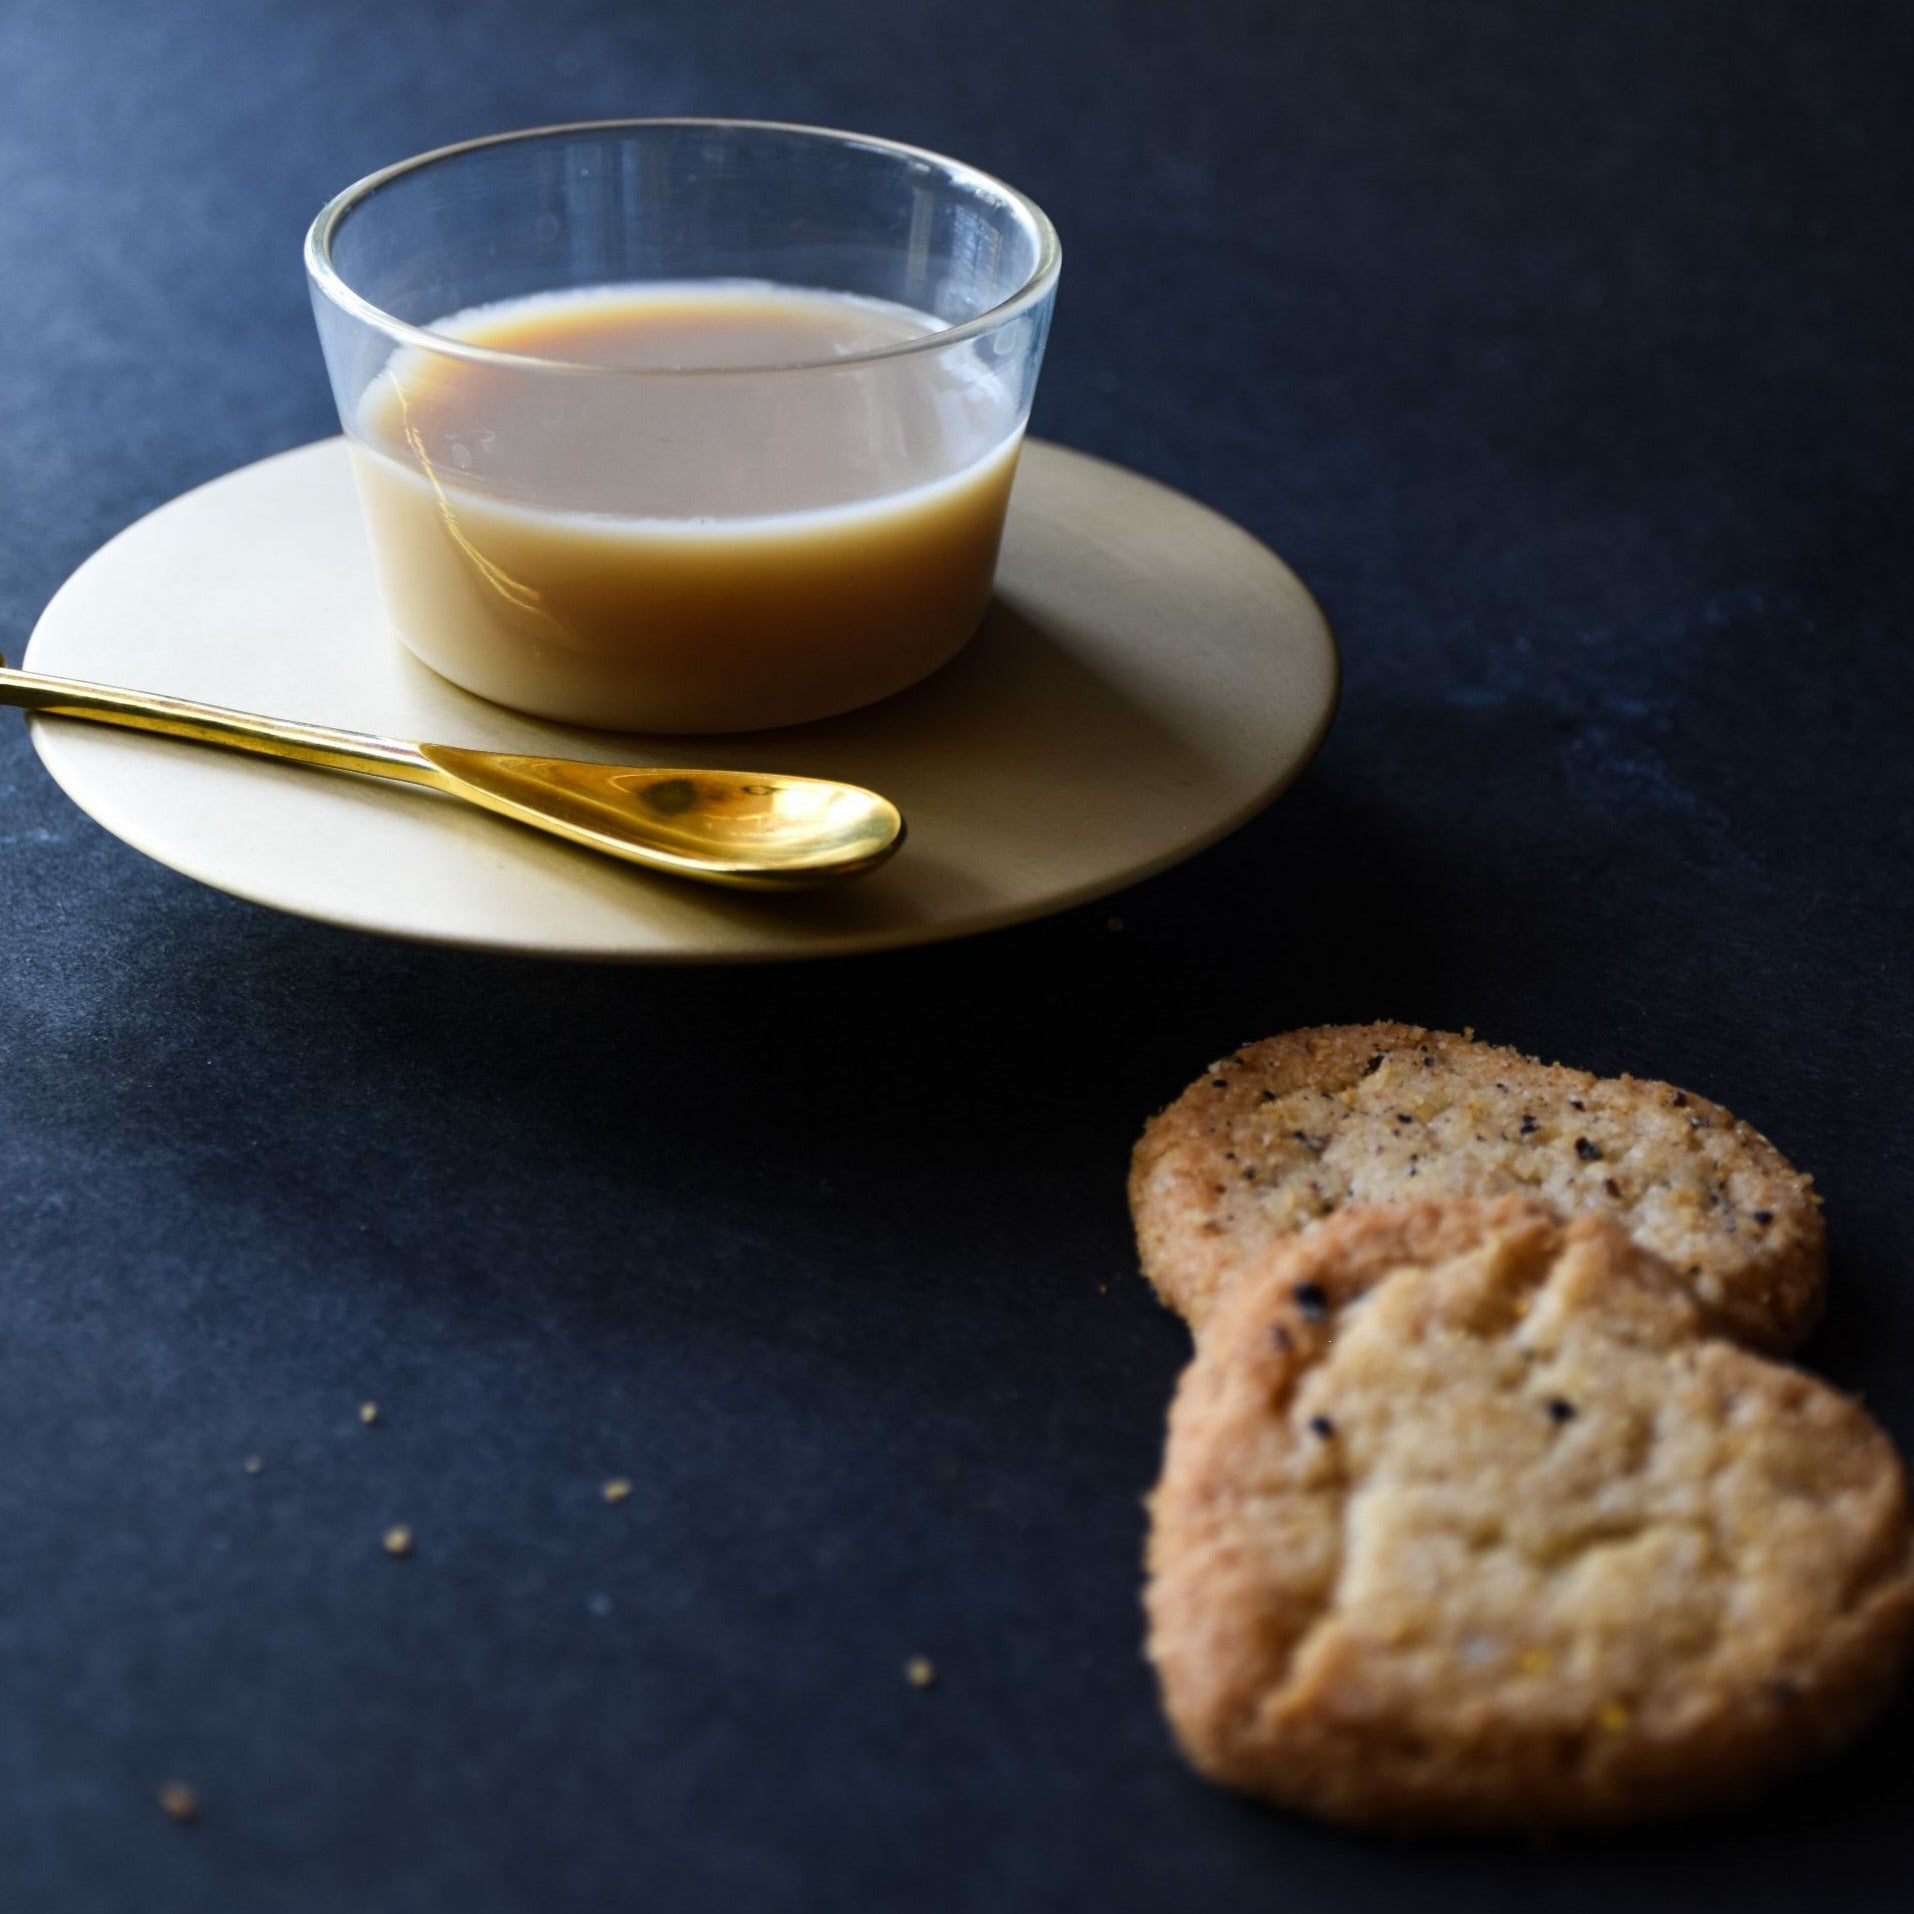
[{"xmin": 0, "ymin": 652, "xmax": 903, "ymax": 891}]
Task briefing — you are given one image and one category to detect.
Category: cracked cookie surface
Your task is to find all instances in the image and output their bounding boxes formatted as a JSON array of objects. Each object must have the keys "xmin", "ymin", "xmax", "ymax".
[
  {"xmin": 1129, "ymin": 1022, "xmax": 1825, "ymax": 1350},
  {"xmin": 1144, "ymin": 1198, "xmax": 1914, "ymax": 1832}
]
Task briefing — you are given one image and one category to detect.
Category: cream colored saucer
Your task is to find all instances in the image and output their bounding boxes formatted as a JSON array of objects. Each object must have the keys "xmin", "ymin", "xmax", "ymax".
[{"xmin": 24, "ymin": 438, "xmax": 1338, "ymax": 961}]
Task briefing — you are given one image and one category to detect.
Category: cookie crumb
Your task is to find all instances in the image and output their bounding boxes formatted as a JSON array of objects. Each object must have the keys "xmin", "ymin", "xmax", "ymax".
[
  {"xmin": 242, "ymin": 1456, "xmax": 263, "ymax": 1476},
  {"xmin": 601, "ymin": 1478, "xmax": 632, "ymax": 1505},
  {"xmin": 359, "ymin": 1401, "xmax": 381, "ymax": 1426},
  {"xmin": 382, "ymin": 1525, "xmax": 414, "ymax": 1557},
  {"xmin": 1596, "ymin": 1700, "xmax": 1632, "ymax": 1734},
  {"xmin": 157, "ymin": 1782, "xmax": 200, "ymax": 1824},
  {"xmin": 905, "ymin": 1656, "xmax": 936, "ymax": 1689}
]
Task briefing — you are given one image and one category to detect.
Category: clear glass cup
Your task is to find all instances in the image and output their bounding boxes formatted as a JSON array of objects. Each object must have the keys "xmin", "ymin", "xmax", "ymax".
[{"xmin": 305, "ymin": 119, "xmax": 1060, "ymax": 732}]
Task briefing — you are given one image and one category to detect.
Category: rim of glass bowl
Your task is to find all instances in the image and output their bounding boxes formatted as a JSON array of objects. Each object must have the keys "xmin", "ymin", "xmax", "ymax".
[{"xmin": 306, "ymin": 117, "xmax": 1062, "ymax": 379}]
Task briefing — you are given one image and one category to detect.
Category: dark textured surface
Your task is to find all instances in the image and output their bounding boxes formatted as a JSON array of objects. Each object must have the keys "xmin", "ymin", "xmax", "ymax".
[{"xmin": 1, "ymin": 1, "xmax": 1910, "ymax": 1908}]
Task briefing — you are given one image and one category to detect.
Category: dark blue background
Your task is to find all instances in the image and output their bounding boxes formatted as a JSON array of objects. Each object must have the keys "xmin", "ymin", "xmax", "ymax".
[{"xmin": 2, "ymin": 2, "xmax": 1910, "ymax": 1908}]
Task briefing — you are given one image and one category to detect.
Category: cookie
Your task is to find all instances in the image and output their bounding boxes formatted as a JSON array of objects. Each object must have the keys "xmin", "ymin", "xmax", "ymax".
[
  {"xmin": 1144, "ymin": 1198, "xmax": 1914, "ymax": 1832},
  {"xmin": 1129, "ymin": 1022, "xmax": 1825, "ymax": 1351}
]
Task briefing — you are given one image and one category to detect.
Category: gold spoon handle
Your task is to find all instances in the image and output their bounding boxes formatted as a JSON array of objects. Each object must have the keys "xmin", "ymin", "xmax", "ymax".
[
  {"xmin": 0, "ymin": 656, "xmax": 442, "ymax": 787},
  {"xmin": 0, "ymin": 650, "xmax": 905, "ymax": 890}
]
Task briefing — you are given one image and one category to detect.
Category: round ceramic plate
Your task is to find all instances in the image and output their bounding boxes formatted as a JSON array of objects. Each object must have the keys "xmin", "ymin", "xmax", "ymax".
[{"xmin": 23, "ymin": 438, "xmax": 1338, "ymax": 961}]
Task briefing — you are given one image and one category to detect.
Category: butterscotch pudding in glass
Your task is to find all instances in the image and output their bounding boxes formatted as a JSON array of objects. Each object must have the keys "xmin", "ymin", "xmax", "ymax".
[{"xmin": 308, "ymin": 122, "xmax": 1059, "ymax": 732}]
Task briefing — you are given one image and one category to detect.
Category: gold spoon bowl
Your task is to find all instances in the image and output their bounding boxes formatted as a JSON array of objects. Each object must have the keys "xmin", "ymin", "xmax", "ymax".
[{"xmin": 0, "ymin": 652, "xmax": 904, "ymax": 891}]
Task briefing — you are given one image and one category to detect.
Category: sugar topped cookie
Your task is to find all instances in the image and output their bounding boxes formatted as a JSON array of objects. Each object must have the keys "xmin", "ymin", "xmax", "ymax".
[
  {"xmin": 1130, "ymin": 1023, "xmax": 1824, "ymax": 1350},
  {"xmin": 1145, "ymin": 1198, "xmax": 1914, "ymax": 1831}
]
